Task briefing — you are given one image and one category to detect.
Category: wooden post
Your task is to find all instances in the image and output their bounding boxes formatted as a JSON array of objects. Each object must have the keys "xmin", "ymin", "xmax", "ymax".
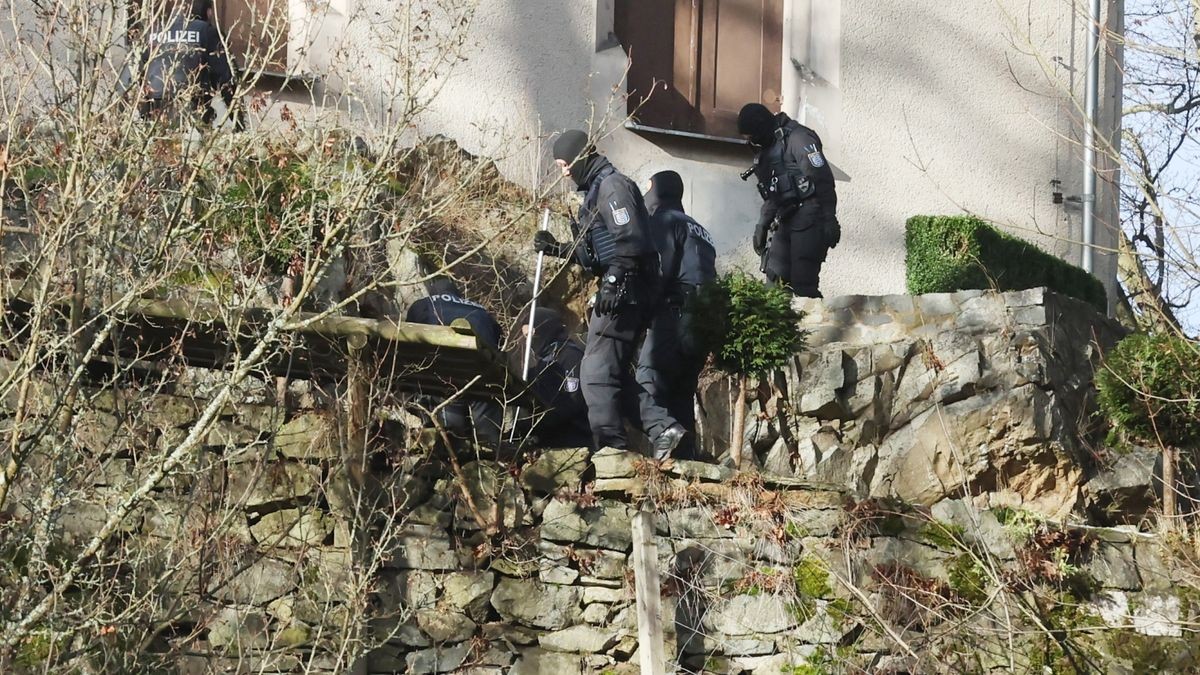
[
  {"xmin": 631, "ymin": 508, "xmax": 666, "ymax": 675},
  {"xmin": 1162, "ymin": 445, "xmax": 1177, "ymax": 531}
]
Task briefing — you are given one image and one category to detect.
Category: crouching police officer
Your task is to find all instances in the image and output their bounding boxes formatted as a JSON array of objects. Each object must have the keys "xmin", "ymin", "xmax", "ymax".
[
  {"xmin": 509, "ymin": 307, "xmax": 591, "ymax": 447},
  {"xmin": 637, "ymin": 171, "xmax": 717, "ymax": 460},
  {"xmin": 737, "ymin": 103, "xmax": 840, "ymax": 298},
  {"xmin": 405, "ymin": 277, "xmax": 503, "ymax": 448},
  {"xmin": 532, "ymin": 130, "xmax": 660, "ymax": 450}
]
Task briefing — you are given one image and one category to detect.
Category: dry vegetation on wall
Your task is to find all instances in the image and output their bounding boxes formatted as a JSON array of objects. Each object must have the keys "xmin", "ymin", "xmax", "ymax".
[{"xmin": 0, "ymin": 0, "xmax": 587, "ymax": 670}]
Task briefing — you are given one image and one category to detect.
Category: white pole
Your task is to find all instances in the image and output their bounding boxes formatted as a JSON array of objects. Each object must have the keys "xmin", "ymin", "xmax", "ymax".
[
  {"xmin": 522, "ymin": 208, "xmax": 550, "ymax": 380},
  {"xmin": 1082, "ymin": 0, "xmax": 1102, "ymax": 274},
  {"xmin": 508, "ymin": 208, "xmax": 550, "ymax": 443}
]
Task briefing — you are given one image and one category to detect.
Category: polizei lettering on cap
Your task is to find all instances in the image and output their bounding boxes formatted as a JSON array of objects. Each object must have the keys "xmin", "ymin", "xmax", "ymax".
[{"xmin": 150, "ymin": 30, "xmax": 201, "ymax": 44}]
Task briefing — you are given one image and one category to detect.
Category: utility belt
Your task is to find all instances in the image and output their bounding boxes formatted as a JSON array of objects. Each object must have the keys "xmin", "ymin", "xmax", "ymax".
[
  {"xmin": 662, "ymin": 282, "xmax": 700, "ymax": 308},
  {"xmin": 758, "ymin": 172, "xmax": 814, "ymax": 214}
]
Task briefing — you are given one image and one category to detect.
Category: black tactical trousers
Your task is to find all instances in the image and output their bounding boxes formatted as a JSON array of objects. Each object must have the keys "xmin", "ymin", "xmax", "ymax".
[
  {"xmin": 766, "ymin": 204, "xmax": 828, "ymax": 299},
  {"xmin": 580, "ymin": 304, "xmax": 651, "ymax": 450},
  {"xmin": 439, "ymin": 400, "xmax": 502, "ymax": 448},
  {"xmin": 636, "ymin": 303, "xmax": 703, "ymax": 459}
]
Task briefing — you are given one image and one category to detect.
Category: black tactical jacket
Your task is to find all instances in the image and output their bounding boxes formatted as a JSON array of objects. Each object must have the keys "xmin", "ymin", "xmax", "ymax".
[
  {"xmin": 405, "ymin": 294, "xmax": 501, "ymax": 348},
  {"xmin": 571, "ymin": 157, "xmax": 656, "ymax": 275},
  {"xmin": 650, "ymin": 200, "xmax": 717, "ymax": 302},
  {"xmin": 752, "ymin": 114, "xmax": 837, "ymax": 231},
  {"xmin": 143, "ymin": 14, "xmax": 233, "ymax": 99}
]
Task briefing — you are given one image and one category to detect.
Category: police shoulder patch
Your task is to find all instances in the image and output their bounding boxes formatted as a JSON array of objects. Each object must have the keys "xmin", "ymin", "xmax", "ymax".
[
  {"xmin": 807, "ymin": 150, "xmax": 826, "ymax": 168},
  {"xmin": 565, "ymin": 377, "xmax": 580, "ymax": 393},
  {"xmin": 611, "ymin": 204, "xmax": 631, "ymax": 226}
]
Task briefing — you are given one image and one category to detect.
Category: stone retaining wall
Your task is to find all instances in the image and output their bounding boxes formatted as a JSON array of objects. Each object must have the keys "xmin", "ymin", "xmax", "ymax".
[{"xmin": 8, "ymin": 289, "xmax": 1191, "ymax": 675}]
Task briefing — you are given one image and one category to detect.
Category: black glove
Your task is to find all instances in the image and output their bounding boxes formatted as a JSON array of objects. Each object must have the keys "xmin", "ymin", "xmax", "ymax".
[
  {"xmin": 533, "ymin": 230, "xmax": 570, "ymax": 258},
  {"xmin": 823, "ymin": 216, "xmax": 841, "ymax": 249},
  {"xmin": 753, "ymin": 221, "xmax": 769, "ymax": 256},
  {"xmin": 595, "ymin": 268, "xmax": 627, "ymax": 316}
]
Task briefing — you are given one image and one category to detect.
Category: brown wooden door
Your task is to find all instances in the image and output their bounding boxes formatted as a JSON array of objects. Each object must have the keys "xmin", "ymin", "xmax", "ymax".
[
  {"xmin": 215, "ymin": 0, "xmax": 287, "ymax": 74},
  {"xmin": 615, "ymin": 0, "xmax": 783, "ymax": 140},
  {"xmin": 697, "ymin": 0, "xmax": 783, "ymax": 137}
]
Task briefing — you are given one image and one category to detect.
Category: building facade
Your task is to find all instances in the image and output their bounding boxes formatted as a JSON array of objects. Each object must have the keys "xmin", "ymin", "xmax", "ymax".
[{"xmin": 4, "ymin": 0, "xmax": 1125, "ymax": 302}]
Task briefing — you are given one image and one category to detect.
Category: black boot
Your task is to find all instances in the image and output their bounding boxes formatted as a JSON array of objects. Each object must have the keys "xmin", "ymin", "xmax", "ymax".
[{"xmin": 652, "ymin": 425, "xmax": 687, "ymax": 461}]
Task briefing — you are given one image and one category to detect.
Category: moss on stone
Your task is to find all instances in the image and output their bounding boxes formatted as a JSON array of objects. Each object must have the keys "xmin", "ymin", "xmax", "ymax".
[
  {"xmin": 15, "ymin": 632, "xmax": 53, "ymax": 667},
  {"xmin": 276, "ymin": 624, "xmax": 311, "ymax": 647},
  {"xmin": 946, "ymin": 554, "xmax": 989, "ymax": 605},
  {"xmin": 917, "ymin": 521, "xmax": 967, "ymax": 550},
  {"xmin": 789, "ymin": 556, "xmax": 833, "ymax": 623},
  {"xmin": 793, "ymin": 556, "xmax": 832, "ymax": 598}
]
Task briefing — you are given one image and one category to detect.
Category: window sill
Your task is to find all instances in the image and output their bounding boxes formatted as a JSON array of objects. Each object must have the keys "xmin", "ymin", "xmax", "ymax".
[
  {"xmin": 624, "ymin": 122, "xmax": 749, "ymax": 146},
  {"xmin": 240, "ymin": 68, "xmax": 320, "ymax": 90}
]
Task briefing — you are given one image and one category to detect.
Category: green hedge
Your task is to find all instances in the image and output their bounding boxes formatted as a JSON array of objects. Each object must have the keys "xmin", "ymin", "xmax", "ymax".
[
  {"xmin": 905, "ymin": 215, "xmax": 1107, "ymax": 311},
  {"xmin": 1096, "ymin": 333, "xmax": 1200, "ymax": 448}
]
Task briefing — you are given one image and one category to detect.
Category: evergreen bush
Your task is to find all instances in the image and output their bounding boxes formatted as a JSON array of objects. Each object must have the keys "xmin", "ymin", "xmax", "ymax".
[
  {"xmin": 691, "ymin": 272, "xmax": 806, "ymax": 375},
  {"xmin": 691, "ymin": 273, "xmax": 805, "ymax": 467},
  {"xmin": 1096, "ymin": 333, "xmax": 1200, "ymax": 448},
  {"xmin": 905, "ymin": 215, "xmax": 1106, "ymax": 311}
]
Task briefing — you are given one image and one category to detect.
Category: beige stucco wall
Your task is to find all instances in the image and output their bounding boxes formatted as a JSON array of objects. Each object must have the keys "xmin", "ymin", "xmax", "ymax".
[{"xmin": 9, "ymin": 0, "xmax": 1113, "ymax": 303}]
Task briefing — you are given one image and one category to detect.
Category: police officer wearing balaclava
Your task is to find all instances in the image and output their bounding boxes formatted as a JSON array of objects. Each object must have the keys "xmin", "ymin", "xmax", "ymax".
[
  {"xmin": 406, "ymin": 276, "xmax": 504, "ymax": 449},
  {"xmin": 737, "ymin": 103, "xmax": 840, "ymax": 298},
  {"xmin": 509, "ymin": 307, "xmax": 591, "ymax": 447},
  {"xmin": 532, "ymin": 130, "xmax": 661, "ymax": 451},
  {"xmin": 137, "ymin": 0, "xmax": 237, "ymax": 126},
  {"xmin": 636, "ymin": 170, "xmax": 717, "ymax": 460}
]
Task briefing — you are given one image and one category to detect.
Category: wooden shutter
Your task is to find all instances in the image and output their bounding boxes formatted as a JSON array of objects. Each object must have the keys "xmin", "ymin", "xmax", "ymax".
[
  {"xmin": 215, "ymin": 0, "xmax": 288, "ymax": 74},
  {"xmin": 615, "ymin": 0, "xmax": 783, "ymax": 140}
]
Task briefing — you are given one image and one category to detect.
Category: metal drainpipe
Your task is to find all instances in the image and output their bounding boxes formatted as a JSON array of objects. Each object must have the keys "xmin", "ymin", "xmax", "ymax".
[{"xmin": 1082, "ymin": 0, "xmax": 1102, "ymax": 274}]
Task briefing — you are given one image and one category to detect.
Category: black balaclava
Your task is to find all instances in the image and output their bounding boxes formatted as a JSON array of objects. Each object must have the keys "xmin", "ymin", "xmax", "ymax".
[
  {"xmin": 190, "ymin": 0, "xmax": 211, "ymax": 20},
  {"xmin": 737, "ymin": 103, "xmax": 778, "ymax": 147},
  {"xmin": 425, "ymin": 275, "xmax": 461, "ymax": 298},
  {"xmin": 644, "ymin": 170, "xmax": 685, "ymax": 216},
  {"xmin": 552, "ymin": 130, "xmax": 597, "ymax": 189},
  {"xmin": 530, "ymin": 307, "xmax": 570, "ymax": 353}
]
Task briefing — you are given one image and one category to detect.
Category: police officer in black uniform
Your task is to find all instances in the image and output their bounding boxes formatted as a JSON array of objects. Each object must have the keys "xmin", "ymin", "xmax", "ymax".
[
  {"xmin": 405, "ymin": 276, "xmax": 503, "ymax": 448},
  {"xmin": 509, "ymin": 307, "xmax": 591, "ymax": 447},
  {"xmin": 137, "ymin": 0, "xmax": 237, "ymax": 126},
  {"xmin": 636, "ymin": 171, "xmax": 717, "ymax": 460},
  {"xmin": 737, "ymin": 103, "xmax": 840, "ymax": 298},
  {"xmin": 532, "ymin": 130, "xmax": 660, "ymax": 450}
]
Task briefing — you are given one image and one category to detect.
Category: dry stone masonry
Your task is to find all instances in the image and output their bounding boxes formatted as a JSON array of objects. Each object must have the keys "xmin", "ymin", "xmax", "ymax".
[{"xmin": 5, "ymin": 289, "xmax": 1194, "ymax": 674}]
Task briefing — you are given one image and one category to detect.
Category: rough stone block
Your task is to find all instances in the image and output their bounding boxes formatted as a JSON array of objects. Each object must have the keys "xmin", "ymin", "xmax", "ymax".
[
  {"xmin": 249, "ymin": 508, "xmax": 331, "ymax": 548},
  {"xmin": 406, "ymin": 643, "xmax": 470, "ymax": 674},
  {"xmin": 795, "ymin": 349, "xmax": 847, "ymax": 419},
  {"xmin": 540, "ymin": 497, "xmax": 633, "ymax": 551},
  {"xmin": 509, "ymin": 648, "xmax": 587, "ymax": 675},
  {"xmin": 668, "ymin": 459, "xmax": 734, "ymax": 483},
  {"xmin": 521, "ymin": 448, "xmax": 590, "ymax": 494},
  {"xmin": 491, "ymin": 577, "xmax": 582, "ymax": 630},
  {"xmin": 443, "ymin": 571, "xmax": 495, "ymax": 621},
  {"xmin": 593, "ymin": 447, "xmax": 640, "ymax": 479},
  {"xmin": 661, "ymin": 506, "xmax": 732, "ymax": 539},
  {"xmin": 582, "ymin": 585, "xmax": 626, "ymax": 604},
  {"xmin": 416, "ymin": 608, "xmax": 477, "ymax": 643},
  {"xmin": 209, "ymin": 557, "xmax": 296, "ymax": 605},
  {"xmin": 455, "ymin": 461, "xmax": 525, "ymax": 531},
  {"xmin": 228, "ymin": 461, "xmax": 320, "ymax": 508},
  {"xmin": 387, "ymin": 526, "xmax": 461, "ymax": 570},
  {"xmin": 274, "ymin": 412, "xmax": 334, "ymax": 459},
  {"xmin": 539, "ymin": 566, "xmax": 579, "ymax": 585},
  {"xmin": 705, "ymin": 594, "xmax": 800, "ymax": 636},
  {"xmin": 205, "ymin": 606, "xmax": 270, "ymax": 649},
  {"xmin": 1086, "ymin": 542, "xmax": 1142, "ymax": 591},
  {"xmin": 537, "ymin": 625, "xmax": 618, "ymax": 653}
]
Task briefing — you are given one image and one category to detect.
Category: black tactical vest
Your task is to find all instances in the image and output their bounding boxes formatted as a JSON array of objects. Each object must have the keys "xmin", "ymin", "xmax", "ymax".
[{"xmin": 754, "ymin": 126, "xmax": 815, "ymax": 209}]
